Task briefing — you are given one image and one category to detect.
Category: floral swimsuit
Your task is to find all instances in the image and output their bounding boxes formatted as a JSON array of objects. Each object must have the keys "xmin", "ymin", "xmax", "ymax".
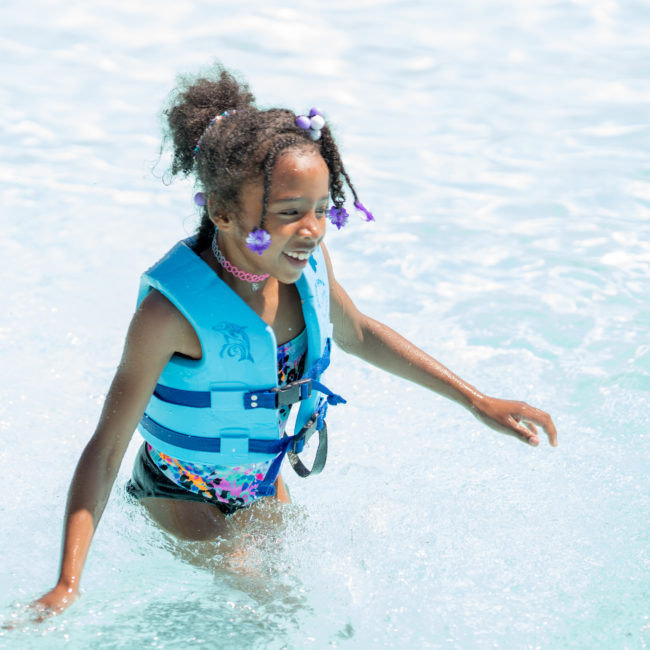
[{"xmin": 147, "ymin": 328, "xmax": 307, "ymax": 510}]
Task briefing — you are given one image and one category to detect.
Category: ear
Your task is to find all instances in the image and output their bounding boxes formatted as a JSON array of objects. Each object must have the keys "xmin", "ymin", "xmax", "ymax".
[{"xmin": 208, "ymin": 195, "xmax": 236, "ymax": 233}]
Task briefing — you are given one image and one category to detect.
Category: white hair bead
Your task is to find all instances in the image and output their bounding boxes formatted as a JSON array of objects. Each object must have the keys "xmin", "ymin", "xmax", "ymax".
[{"xmin": 309, "ymin": 115, "xmax": 325, "ymax": 130}]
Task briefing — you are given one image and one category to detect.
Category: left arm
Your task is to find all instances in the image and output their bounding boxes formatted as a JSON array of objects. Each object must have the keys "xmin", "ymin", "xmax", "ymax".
[{"xmin": 320, "ymin": 244, "xmax": 557, "ymax": 447}]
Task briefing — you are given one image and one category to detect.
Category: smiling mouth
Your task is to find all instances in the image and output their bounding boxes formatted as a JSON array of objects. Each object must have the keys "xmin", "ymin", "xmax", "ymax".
[{"xmin": 284, "ymin": 250, "xmax": 313, "ymax": 261}]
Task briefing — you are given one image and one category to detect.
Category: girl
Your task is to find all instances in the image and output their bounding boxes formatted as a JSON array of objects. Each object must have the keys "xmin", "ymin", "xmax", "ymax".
[{"xmin": 34, "ymin": 64, "xmax": 557, "ymax": 617}]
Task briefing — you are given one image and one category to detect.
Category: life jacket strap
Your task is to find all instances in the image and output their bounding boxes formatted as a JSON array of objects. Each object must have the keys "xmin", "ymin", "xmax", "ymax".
[
  {"xmin": 244, "ymin": 378, "xmax": 312, "ymax": 409},
  {"xmin": 141, "ymin": 406, "xmax": 329, "ymax": 498},
  {"xmin": 256, "ymin": 410, "xmax": 329, "ymax": 496},
  {"xmin": 243, "ymin": 377, "xmax": 346, "ymax": 410},
  {"xmin": 287, "ymin": 419, "xmax": 328, "ymax": 477},
  {"xmin": 152, "ymin": 339, "xmax": 342, "ymax": 411},
  {"xmin": 144, "ymin": 335, "xmax": 340, "ymax": 496},
  {"xmin": 309, "ymin": 380, "xmax": 347, "ymax": 406},
  {"xmin": 140, "ymin": 413, "xmax": 287, "ymax": 455},
  {"xmin": 153, "ymin": 384, "xmax": 211, "ymax": 408}
]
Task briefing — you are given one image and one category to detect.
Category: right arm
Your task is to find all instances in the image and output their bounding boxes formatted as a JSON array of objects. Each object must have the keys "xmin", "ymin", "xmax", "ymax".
[{"xmin": 33, "ymin": 290, "xmax": 200, "ymax": 617}]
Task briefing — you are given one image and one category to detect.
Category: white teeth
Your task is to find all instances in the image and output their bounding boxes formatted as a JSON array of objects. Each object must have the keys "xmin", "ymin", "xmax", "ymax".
[{"xmin": 286, "ymin": 251, "xmax": 311, "ymax": 261}]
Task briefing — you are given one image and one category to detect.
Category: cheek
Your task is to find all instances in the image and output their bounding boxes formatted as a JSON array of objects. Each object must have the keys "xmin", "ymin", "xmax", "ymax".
[{"xmin": 234, "ymin": 219, "xmax": 253, "ymax": 239}]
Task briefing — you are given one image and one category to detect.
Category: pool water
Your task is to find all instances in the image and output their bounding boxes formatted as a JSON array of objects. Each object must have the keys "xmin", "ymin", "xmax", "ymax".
[{"xmin": 1, "ymin": 1, "xmax": 649, "ymax": 648}]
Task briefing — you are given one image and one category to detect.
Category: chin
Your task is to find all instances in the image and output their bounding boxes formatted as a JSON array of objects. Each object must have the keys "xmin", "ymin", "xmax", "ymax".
[{"xmin": 274, "ymin": 267, "xmax": 304, "ymax": 284}]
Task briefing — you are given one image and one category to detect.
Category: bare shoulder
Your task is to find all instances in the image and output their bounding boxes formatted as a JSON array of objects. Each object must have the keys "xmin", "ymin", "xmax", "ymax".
[
  {"xmin": 137, "ymin": 288, "xmax": 185, "ymax": 323},
  {"xmin": 127, "ymin": 289, "xmax": 201, "ymax": 363},
  {"xmin": 320, "ymin": 242, "xmax": 365, "ymax": 351},
  {"xmin": 88, "ymin": 290, "xmax": 198, "ymax": 451},
  {"xmin": 320, "ymin": 241, "xmax": 342, "ymax": 296},
  {"xmin": 320, "ymin": 242, "xmax": 353, "ymax": 304},
  {"xmin": 320, "ymin": 241, "xmax": 335, "ymax": 277}
]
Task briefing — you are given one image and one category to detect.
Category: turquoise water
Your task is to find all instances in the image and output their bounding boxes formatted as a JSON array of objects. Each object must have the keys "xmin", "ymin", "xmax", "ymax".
[{"xmin": 1, "ymin": 1, "xmax": 649, "ymax": 648}]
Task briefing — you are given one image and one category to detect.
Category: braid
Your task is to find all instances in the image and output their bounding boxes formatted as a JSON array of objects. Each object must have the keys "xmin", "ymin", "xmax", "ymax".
[{"xmin": 318, "ymin": 126, "xmax": 359, "ymax": 209}]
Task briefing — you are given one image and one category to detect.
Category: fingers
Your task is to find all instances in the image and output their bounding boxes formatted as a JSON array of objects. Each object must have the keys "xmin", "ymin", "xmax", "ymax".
[
  {"xmin": 513, "ymin": 403, "xmax": 558, "ymax": 447},
  {"xmin": 522, "ymin": 420, "xmax": 540, "ymax": 446},
  {"xmin": 542, "ymin": 413, "xmax": 558, "ymax": 447},
  {"xmin": 510, "ymin": 417, "xmax": 539, "ymax": 446},
  {"xmin": 477, "ymin": 396, "xmax": 558, "ymax": 448},
  {"xmin": 522, "ymin": 420, "xmax": 539, "ymax": 436},
  {"xmin": 30, "ymin": 604, "xmax": 56, "ymax": 623},
  {"xmin": 2, "ymin": 602, "xmax": 52, "ymax": 631}
]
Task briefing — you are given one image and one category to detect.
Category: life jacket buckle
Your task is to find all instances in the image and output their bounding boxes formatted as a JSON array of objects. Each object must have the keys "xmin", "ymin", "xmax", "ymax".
[
  {"xmin": 244, "ymin": 378, "xmax": 312, "ymax": 410},
  {"xmin": 272, "ymin": 378, "xmax": 312, "ymax": 406}
]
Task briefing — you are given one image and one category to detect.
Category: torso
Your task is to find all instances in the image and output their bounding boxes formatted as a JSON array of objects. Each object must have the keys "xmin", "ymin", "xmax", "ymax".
[
  {"xmin": 146, "ymin": 326, "xmax": 308, "ymax": 509},
  {"xmin": 136, "ymin": 241, "xmax": 322, "ymax": 509}
]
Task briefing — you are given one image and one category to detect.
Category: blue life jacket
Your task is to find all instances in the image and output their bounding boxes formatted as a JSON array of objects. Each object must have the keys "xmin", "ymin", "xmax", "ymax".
[{"xmin": 136, "ymin": 238, "xmax": 344, "ymax": 495}]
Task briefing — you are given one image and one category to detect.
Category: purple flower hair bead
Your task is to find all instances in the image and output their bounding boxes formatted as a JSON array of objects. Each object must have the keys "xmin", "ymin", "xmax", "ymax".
[
  {"xmin": 246, "ymin": 228, "xmax": 272, "ymax": 255},
  {"xmin": 354, "ymin": 201, "xmax": 375, "ymax": 222},
  {"xmin": 194, "ymin": 192, "xmax": 207, "ymax": 207},
  {"xmin": 327, "ymin": 206, "xmax": 349, "ymax": 230}
]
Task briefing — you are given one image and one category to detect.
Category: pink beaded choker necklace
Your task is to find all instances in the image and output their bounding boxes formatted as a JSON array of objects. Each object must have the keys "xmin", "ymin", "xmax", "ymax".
[{"xmin": 211, "ymin": 230, "xmax": 270, "ymax": 291}]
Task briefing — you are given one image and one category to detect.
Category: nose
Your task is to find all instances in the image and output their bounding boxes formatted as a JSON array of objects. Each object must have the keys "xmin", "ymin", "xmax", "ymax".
[{"xmin": 298, "ymin": 208, "xmax": 325, "ymax": 239}]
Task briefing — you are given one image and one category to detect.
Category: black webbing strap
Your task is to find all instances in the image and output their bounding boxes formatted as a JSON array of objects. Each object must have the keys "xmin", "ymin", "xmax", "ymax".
[{"xmin": 287, "ymin": 420, "xmax": 328, "ymax": 477}]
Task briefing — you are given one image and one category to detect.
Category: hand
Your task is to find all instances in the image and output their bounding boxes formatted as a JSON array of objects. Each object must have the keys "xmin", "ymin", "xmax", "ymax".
[
  {"xmin": 30, "ymin": 583, "xmax": 79, "ymax": 621},
  {"xmin": 1, "ymin": 584, "xmax": 78, "ymax": 631},
  {"xmin": 470, "ymin": 394, "xmax": 558, "ymax": 447}
]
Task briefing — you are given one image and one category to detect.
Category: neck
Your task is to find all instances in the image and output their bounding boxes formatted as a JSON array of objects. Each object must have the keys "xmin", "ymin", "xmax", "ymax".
[{"xmin": 211, "ymin": 229, "xmax": 270, "ymax": 292}]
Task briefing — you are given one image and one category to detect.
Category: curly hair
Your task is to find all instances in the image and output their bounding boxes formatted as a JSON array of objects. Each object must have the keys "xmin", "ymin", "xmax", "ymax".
[{"xmin": 163, "ymin": 63, "xmax": 361, "ymax": 251}]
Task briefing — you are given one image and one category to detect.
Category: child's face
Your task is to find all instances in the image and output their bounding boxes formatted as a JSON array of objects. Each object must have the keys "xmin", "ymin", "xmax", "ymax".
[{"xmin": 231, "ymin": 148, "xmax": 330, "ymax": 284}]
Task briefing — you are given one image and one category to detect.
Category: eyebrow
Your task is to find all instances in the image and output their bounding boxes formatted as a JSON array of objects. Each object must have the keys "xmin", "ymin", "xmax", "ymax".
[{"xmin": 270, "ymin": 195, "xmax": 329, "ymax": 203}]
